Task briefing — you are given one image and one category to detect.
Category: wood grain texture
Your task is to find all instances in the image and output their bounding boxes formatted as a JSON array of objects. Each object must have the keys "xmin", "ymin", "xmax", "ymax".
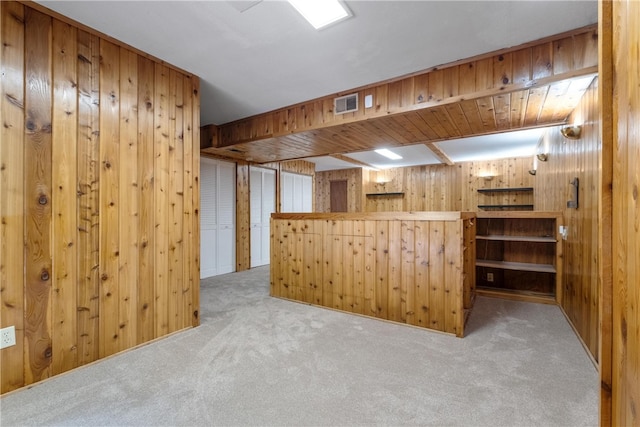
[
  {"xmin": 609, "ymin": 1, "xmax": 640, "ymax": 424},
  {"xmin": 235, "ymin": 160, "xmax": 250, "ymax": 272},
  {"xmin": 118, "ymin": 47, "xmax": 138, "ymax": 350},
  {"xmin": 76, "ymin": 28, "xmax": 100, "ymax": 367},
  {"xmin": 153, "ymin": 63, "xmax": 170, "ymax": 338},
  {"xmin": 597, "ymin": 1, "xmax": 613, "ymax": 424},
  {"xmin": 98, "ymin": 39, "xmax": 121, "ymax": 357},
  {"xmin": 51, "ymin": 18, "xmax": 79, "ymax": 374},
  {"xmin": 315, "ymin": 168, "xmax": 362, "ymax": 213},
  {"xmin": 24, "ymin": 6, "xmax": 53, "ymax": 385},
  {"xmin": 315, "ymin": 158, "xmax": 532, "ymax": 214},
  {"xmin": 191, "ymin": 75, "xmax": 201, "ymax": 326},
  {"xmin": 271, "ymin": 213, "xmax": 474, "ymax": 337},
  {"xmin": 137, "ymin": 55, "xmax": 155, "ymax": 343},
  {"xmin": 534, "ymin": 80, "xmax": 599, "ymax": 360},
  {"xmin": 0, "ymin": 1, "xmax": 201, "ymax": 394},
  {"xmin": 0, "ymin": 0, "xmax": 26, "ymax": 394}
]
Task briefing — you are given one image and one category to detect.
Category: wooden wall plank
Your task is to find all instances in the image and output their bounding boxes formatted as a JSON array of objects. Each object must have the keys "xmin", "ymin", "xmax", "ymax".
[
  {"xmin": 182, "ymin": 74, "xmax": 194, "ymax": 327},
  {"xmin": 153, "ymin": 63, "xmax": 170, "ymax": 337},
  {"xmin": 167, "ymin": 70, "xmax": 183, "ymax": 333},
  {"xmin": 98, "ymin": 39, "xmax": 121, "ymax": 357},
  {"xmin": 352, "ymin": 221, "xmax": 365, "ymax": 314},
  {"xmin": 414, "ymin": 222, "xmax": 429, "ymax": 328},
  {"xmin": 342, "ymin": 220, "xmax": 354, "ymax": 311},
  {"xmin": 0, "ymin": 0, "xmax": 26, "ymax": 393},
  {"xmin": 401, "ymin": 221, "xmax": 415, "ymax": 324},
  {"xmin": 609, "ymin": 1, "xmax": 640, "ymax": 424},
  {"xmin": 428, "ymin": 221, "xmax": 445, "ymax": 331},
  {"xmin": 598, "ymin": 2, "xmax": 614, "ymax": 423},
  {"xmin": 137, "ymin": 56, "xmax": 155, "ymax": 343},
  {"xmin": 388, "ymin": 220, "xmax": 402, "ymax": 322},
  {"xmin": 444, "ymin": 221, "xmax": 462, "ymax": 334},
  {"xmin": 190, "ymin": 75, "xmax": 201, "ymax": 326},
  {"xmin": 235, "ymin": 160, "xmax": 250, "ymax": 272},
  {"xmin": 76, "ymin": 28, "xmax": 100, "ymax": 366},
  {"xmin": 51, "ymin": 18, "xmax": 78, "ymax": 374},
  {"xmin": 118, "ymin": 47, "xmax": 138, "ymax": 350},
  {"xmin": 24, "ymin": 6, "xmax": 53, "ymax": 384},
  {"xmin": 363, "ymin": 220, "xmax": 376, "ymax": 316}
]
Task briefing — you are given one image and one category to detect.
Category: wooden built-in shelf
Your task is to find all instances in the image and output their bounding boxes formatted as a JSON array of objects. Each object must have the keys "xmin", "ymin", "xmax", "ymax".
[
  {"xmin": 365, "ymin": 192, "xmax": 404, "ymax": 197},
  {"xmin": 477, "ymin": 204, "xmax": 534, "ymax": 210},
  {"xmin": 477, "ymin": 187, "xmax": 533, "ymax": 193},
  {"xmin": 476, "ymin": 259, "xmax": 556, "ymax": 274},
  {"xmin": 476, "ymin": 235, "xmax": 556, "ymax": 243}
]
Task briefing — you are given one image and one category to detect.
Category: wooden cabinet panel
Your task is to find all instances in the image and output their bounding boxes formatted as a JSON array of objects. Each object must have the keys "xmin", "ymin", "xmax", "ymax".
[{"xmin": 271, "ymin": 212, "xmax": 476, "ymax": 337}]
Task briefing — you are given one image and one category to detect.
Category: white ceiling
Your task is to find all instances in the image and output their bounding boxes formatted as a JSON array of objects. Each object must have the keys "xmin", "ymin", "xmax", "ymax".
[{"xmin": 38, "ymin": 0, "xmax": 598, "ymax": 127}]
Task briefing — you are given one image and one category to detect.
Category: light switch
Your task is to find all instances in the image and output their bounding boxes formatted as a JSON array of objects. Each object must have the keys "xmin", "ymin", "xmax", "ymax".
[{"xmin": 364, "ymin": 94, "xmax": 373, "ymax": 109}]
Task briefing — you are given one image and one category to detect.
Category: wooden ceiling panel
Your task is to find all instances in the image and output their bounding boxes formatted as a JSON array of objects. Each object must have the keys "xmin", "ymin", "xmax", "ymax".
[
  {"xmin": 203, "ymin": 79, "xmax": 595, "ymax": 164},
  {"xmin": 204, "ymin": 27, "xmax": 598, "ymax": 165}
]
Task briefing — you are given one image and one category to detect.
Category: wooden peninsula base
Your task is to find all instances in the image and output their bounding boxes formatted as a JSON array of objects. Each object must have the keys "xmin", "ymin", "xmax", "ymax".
[{"xmin": 270, "ymin": 212, "xmax": 476, "ymax": 337}]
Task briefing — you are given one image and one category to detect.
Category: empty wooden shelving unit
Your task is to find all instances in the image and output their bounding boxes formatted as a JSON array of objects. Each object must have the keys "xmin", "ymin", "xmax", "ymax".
[
  {"xmin": 477, "ymin": 187, "xmax": 534, "ymax": 211},
  {"xmin": 475, "ymin": 211, "xmax": 563, "ymax": 304}
]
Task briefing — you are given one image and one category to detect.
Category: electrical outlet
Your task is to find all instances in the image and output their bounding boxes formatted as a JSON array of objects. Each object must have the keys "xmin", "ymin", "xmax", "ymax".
[
  {"xmin": 487, "ymin": 273, "xmax": 494, "ymax": 282},
  {"xmin": 0, "ymin": 326, "xmax": 16, "ymax": 349}
]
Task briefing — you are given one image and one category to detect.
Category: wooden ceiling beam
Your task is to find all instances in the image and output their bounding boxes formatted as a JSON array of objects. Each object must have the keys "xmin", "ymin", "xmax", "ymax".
[
  {"xmin": 329, "ymin": 153, "xmax": 378, "ymax": 170},
  {"xmin": 424, "ymin": 143, "xmax": 455, "ymax": 166}
]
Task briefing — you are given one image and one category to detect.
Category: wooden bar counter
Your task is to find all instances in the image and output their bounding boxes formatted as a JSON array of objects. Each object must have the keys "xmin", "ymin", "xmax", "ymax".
[{"xmin": 270, "ymin": 212, "xmax": 476, "ymax": 337}]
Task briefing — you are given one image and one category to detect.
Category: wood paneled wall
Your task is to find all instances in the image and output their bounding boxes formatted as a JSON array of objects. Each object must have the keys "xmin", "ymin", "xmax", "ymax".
[
  {"xmin": 232, "ymin": 159, "xmax": 316, "ymax": 272},
  {"xmin": 534, "ymin": 79, "xmax": 599, "ymax": 360},
  {"xmin": 606, "ymin": 0, "xmax": 640, "ymax": 424},
  {"xmin": 0, "ymin": 2, "xmax": 201, "ymax": 394},
  {"xmin": 315, "ymin": 158, "xmax": 534, "ymax": 213},
  {"xmin": 270, "ymin": 212, "xmax": 476, "ymax": 337},
  {"xmin": 315, "ymin": 168, "xmax": 363, "ymax": 213}
]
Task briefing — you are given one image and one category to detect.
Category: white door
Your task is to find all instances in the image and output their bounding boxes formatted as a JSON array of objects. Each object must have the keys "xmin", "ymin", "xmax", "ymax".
[
  {"xmin": 250, "ymin": 167, "xmax": 275, "ymax": 267},
  {"xmin": 281, "ymin": 172, "xmax": 313, "ymax": 212},
  {"xmin": 200, "ymin": 158, "xmax": 236, "ymax": 278}
]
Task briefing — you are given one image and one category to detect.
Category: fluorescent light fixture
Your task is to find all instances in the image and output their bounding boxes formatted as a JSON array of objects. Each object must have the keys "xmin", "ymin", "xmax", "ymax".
[
  {"xmin": 375, "ymin": 148, "xmax": 402, "ymax": 160},
  {"xmin": 288, "ymin": 0, "xmax": 351, "ymax": 30}
]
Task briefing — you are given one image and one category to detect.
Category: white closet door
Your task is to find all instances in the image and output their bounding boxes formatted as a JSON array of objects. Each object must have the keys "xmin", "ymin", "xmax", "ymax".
[
  {"xmin": 200, "ymin": 158, "xmax": 236, "ymax": 278},
  {"xmin": 282, "ymin": 172, "xmax": 313, "ymax": 213},
  {"xmin": 217, "ymin": 161, "xmax": 236, "ymax": 274},
  {"xmin": 250, "ymin": 167, "xmax": 275, "ymax": 267}
]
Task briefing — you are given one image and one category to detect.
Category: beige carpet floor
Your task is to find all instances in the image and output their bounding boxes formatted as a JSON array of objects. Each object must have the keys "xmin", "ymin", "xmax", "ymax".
[{"xmin": 1, "ymin": 266, "xmax": 598, "ymax": 426}]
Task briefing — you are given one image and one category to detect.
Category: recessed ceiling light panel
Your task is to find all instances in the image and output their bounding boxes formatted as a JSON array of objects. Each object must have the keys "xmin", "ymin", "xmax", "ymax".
[
  {"xmin": 375, "ymin": 148, "xmax": 402, "ymax": 160},
  {"xmin": 287, "ymin": 0, "xmax": 352, "ymax": 30}
]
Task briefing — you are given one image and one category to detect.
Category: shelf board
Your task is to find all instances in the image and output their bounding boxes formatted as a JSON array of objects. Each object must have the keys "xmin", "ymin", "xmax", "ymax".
[
  {"xmin": 477, "ymin": 204, "xmax": 534, "ymax": 209},
  {"xmin": 477, "ymin": 187, "xmax": 533, "ymax": 193},
  {"xmin": 476, "ymin": 234, "xmax": 557, "ymax": 243},
  {"xmin": 365, "ymin": 192, "xmax": 404, "ymax": 197},
  {"xmin": 476, "ymin": 288, "xmax": 556, "ymax": 304},
  {"xmin": 476, "ymin": 259, "xmax": 556, "ymax": 273}
]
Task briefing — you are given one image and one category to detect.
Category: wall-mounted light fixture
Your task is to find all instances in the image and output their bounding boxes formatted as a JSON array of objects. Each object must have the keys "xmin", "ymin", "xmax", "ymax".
[
  {"xmin": 560, "ymin": 125, "xmax": 582, "ymax": 140},
  {"xmin": 528, "ymin": 169, "xmax": 537, "ymax": 176},
  {"xmin": 536, "ymin": 153, "xmax": 548, "ymax": 162},
  {"xmin": 478, "ymin": 172, "xmax": 496, "ymax": 181}
]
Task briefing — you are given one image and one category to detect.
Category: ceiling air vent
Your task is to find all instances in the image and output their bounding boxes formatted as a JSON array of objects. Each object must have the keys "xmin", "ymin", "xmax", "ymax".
[{"xmin": 334, "ymin": 93, "xmax": 358, "ymax": 115}]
